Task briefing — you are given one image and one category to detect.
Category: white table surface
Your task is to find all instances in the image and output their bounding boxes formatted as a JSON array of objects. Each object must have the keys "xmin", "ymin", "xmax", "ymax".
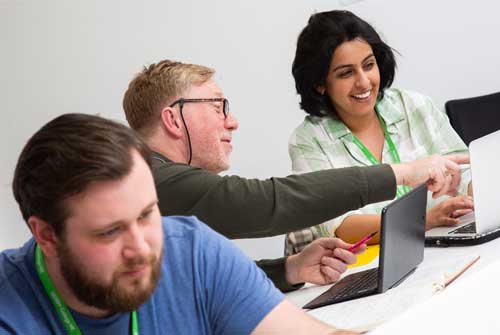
[{"xmin": 285, "ymin": 237, "xmax": 500, "ymax": 332}]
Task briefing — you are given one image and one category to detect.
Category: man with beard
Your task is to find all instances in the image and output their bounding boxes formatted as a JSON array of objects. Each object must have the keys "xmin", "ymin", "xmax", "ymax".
[{"xmin": 0, "ymin": 113, "xmax": 359, "ymax": 334}]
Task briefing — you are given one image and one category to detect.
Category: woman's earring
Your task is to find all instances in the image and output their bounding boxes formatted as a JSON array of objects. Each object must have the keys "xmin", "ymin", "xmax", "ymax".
[{"xmin": 316, "ymin": 86, "xmax": 326, "ymax": 95}]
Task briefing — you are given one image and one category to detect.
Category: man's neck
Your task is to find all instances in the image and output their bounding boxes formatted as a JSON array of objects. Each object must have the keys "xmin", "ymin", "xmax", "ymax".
[
  {"xmin": 44, "ymin": 257, "xmax": 112, "ymax": 319},
  {"xmin": 147, "ymin": 136, "xmax": 187, "ymax": 165}
]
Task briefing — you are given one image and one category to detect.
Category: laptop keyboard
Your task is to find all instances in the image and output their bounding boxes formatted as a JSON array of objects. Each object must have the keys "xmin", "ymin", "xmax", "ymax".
[
  {"xmin": 450, "ymin": 222, "xmax": 477, "ymax": 234},
  {"xmin": 330, "ymin": 268, "xmax": 378, "ymax": 299},
  {"xmin": 303, "ymin": 268, "xmax": 379, "ymax": 309}
]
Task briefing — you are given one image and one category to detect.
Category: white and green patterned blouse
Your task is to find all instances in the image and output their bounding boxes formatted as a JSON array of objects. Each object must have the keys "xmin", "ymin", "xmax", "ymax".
[{"xmin": 285, "ymin": 88, "xmax": 470, "ymax": 255}]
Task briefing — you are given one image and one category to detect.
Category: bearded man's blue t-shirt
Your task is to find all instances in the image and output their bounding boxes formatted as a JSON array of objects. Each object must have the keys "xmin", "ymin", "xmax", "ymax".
[{"xmin": 0, "ymin": 216, "xmax": 284, "ymax": 334}]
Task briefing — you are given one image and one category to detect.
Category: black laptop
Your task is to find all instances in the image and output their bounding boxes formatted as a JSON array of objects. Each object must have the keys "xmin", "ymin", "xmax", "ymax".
[{"xmin": 303, "ymin": 183, "xmax": 427, "ymax": 310}]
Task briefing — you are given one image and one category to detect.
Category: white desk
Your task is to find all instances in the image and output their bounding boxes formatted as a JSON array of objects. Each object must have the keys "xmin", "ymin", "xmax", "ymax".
[{"xmin": 286, "ymin": 237, "xmax": 500, "ymax": 332}]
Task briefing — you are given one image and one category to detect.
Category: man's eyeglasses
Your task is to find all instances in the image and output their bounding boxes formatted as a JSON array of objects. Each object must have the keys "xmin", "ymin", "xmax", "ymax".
[
  {"xmin": 169, "ymin": 98, "xmax": 229, "ymax": 119},
  {"xmin": 168, "ymin": 97, "xmax": 230, "ymax": 165}
]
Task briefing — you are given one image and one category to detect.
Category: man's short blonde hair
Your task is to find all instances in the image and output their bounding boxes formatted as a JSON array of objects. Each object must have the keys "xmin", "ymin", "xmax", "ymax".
[{"xmin": 123, "ymin": 60, "xmax": 215, "ymax": 138}]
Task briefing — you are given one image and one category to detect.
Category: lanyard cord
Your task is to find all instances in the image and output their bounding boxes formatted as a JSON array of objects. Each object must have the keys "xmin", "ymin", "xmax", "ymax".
[
  {"xmin": 350, "ymin": 115, "xmax": 411, "ymax": 198},
  {"xmin": 179, "ymin": 107, "xmax": 193, "ymax": 165},
  {"xmin": 34, "ymin": 245, "xmax": 138, "ymax": 335}
]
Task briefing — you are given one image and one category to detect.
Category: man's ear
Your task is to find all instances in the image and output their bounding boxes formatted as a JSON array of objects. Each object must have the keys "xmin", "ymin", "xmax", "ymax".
[
  {"xmin": 160, "ymin": 107, "xmax": 183, "ymax": 139},
  {"xmin": 28, "ymin": 216, "xmax": 59, "ymax": 257}
]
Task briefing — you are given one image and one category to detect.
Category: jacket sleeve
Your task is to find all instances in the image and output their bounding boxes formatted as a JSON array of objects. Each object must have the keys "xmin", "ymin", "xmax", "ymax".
[
  {"xmin": 154, "ymin": 160, "xmax": 396, "ymax": 239},
  {"xmin": 255, "ymin": 258, "xmax": 304, "ymax": 293}
]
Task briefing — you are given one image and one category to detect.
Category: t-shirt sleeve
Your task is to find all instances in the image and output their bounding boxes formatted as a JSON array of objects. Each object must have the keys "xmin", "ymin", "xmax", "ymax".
[{"xmin": 192, "ymin": 218, "xmax": 285, "ymax": 334}]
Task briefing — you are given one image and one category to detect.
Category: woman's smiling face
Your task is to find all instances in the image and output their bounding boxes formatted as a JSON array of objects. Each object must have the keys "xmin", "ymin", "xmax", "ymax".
[{"xmin": 320, "ymin": 38, "xmax": 380, "ymax": 119}]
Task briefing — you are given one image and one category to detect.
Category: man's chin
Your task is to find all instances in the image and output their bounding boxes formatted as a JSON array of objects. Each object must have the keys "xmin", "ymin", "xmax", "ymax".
[
  {"xmin": 84, "ymin": 260, "xmax": 161, "ymax": 312},
  {"xmin": 219, "ymin": 156, "xmax": 231, "ymax": 172},
  {"xmin": 119, "ymin": 273, "xmax": 154, "ymax": 294},
  {"xmin": 105, "ymin": 276, "xmax": 159, "ymax": 312}
]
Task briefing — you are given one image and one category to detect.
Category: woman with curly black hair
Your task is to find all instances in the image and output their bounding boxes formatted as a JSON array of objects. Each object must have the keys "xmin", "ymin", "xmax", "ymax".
[{"xmin": 285, "ymin": 10, "xmax": 472, "ymax": 256}]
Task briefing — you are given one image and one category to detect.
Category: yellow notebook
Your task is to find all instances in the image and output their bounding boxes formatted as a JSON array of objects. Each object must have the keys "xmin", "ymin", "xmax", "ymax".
[{"xmin": 348, "ymin": 244, "xmax": 380, "ymax": 268}]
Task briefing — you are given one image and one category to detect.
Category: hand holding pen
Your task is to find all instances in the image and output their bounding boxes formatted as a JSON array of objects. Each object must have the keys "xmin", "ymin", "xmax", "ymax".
[
  {"xmin": 347, "ymin": 231, "xmax": 378, "ymax": 252},
  {"xmin": 319, "ymin": 233, "xmax": 376, "ymax": 282},
  {"xmin": 284, "ymin": 233, "xmax": 377, "ymax": 286},
  {"xmin": 285, "ymin": 238, "xmax": 361, "ymax": 286}
]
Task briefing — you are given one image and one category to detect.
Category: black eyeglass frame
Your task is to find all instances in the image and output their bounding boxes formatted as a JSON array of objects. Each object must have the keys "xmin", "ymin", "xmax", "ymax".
[
  {"xmin": 169, "ymin": 98, "xmax": 229, "ymax": 119},
  {"xmin": 168, "ymin": 97, "xmax": 229, "ymax": 166}
]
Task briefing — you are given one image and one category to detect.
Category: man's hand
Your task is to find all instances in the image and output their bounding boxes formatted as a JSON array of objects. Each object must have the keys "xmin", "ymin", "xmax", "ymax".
[
  {"xmin": 285, "ymin": 238, "xmax": 365, "ymax": 286},
  {"xmin": 390, "ymin": 154, "xmax": 469, "ymax": 198},
  {"xmin": 426, "ymin": 195, "xmax": 474, "ymax": 230}
]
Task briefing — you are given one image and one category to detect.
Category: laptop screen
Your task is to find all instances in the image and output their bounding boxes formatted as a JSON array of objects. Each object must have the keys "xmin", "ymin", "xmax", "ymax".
[
  {"xmin": 470, "ymin": 129, "xmax": 500, "ymax": 234},
  {"xmin": 302, "ymin": 183, "xmax": 428, "ymax": 309},
  {"xmin": 379, "ymin": 183, "xmax": 427, "ymax": 292}
]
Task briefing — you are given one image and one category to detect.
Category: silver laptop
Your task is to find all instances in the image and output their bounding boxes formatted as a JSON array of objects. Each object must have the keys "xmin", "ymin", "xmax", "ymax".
[{"xmin": 426, "ymin": 129, "xmax": 500, "ymax": 246}]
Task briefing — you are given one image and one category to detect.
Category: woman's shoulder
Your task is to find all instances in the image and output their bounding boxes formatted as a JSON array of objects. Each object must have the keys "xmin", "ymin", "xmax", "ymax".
[
  {"xmin": 290, "ymin": 114, "xmax": 341, "ymax": 144},
  {"xmin": 381, "ymin": 87, "xmax": 437, "ymax": 114},
  {"xmin": 289, "ymin": 115, "xmax": 321, "ymax": 144},
  {"xmin": 383, "ymin": 87, "xmax": 431, "ymax": 104},
  {"xmin": 292, "ymin": 114, "xmax": 325, "ymax": 134}
]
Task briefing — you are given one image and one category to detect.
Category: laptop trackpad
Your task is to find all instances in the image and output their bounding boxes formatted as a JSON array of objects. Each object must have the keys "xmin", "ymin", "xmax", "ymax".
[{"xmin": 458, "ymin": 211, "xmax": 475, "ymax": 225}]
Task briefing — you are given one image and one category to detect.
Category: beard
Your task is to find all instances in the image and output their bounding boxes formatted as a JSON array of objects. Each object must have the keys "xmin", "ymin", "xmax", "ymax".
[
  {"xmin": 192, "ymin": 148, "xmax": 230, "ymax": 174},
  {"xmin": 57, "ymin": 242, "xmax": 162, "ymax": 313}
]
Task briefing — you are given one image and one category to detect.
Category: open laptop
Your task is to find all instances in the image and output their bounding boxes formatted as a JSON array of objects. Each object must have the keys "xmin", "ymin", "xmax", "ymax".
[
  {"xmin": 426, "ymin": 129, "xmax": 500, "ymax": 247},
  {"xmin": 303, "ymin": 183, "xmax": 427, "ymax": 310}
]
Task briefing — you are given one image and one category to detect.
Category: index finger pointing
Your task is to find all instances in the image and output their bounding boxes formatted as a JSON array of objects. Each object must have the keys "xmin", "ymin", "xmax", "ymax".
[{"xmin": 446, "ymin": 154, "xmax": 470, "ymax": 165}]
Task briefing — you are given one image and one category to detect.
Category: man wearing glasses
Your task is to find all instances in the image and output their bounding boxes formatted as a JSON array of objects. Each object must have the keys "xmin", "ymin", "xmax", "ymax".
[{"xmin": 123, "ymin": 59, "xmax": 467, "ymax": 292}]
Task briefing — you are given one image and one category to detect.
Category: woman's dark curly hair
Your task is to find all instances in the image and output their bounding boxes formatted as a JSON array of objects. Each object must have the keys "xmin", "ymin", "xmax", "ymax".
[{"xmin": 292, "ymin": 10, "xmax": 397, "ymax": 117}]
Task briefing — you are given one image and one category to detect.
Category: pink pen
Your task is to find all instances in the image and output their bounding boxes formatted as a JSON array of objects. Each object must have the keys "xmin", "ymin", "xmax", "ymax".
[{"xmin": 347, "ymin": 231, "xmax": 378, "ymax": 252}]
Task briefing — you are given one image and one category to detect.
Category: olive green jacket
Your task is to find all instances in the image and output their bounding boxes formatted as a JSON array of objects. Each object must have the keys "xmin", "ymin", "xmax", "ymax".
[{"xmin": 152, "ymin": 152, "xmax": 396, "ymax": 292}]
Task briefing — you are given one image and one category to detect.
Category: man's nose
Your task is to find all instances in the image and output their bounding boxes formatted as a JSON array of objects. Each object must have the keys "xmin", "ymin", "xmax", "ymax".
[
  {"xmin": 225, "ymin": 112, "xmax": 239, "ymax": 131},
  {"xmin": 122, "ymin": 224, "xmax": 150, "ymax": 260}
]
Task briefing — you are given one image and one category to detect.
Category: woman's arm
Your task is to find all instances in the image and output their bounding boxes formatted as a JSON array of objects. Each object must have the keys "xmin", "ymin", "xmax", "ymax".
[{"xmin": 335, "ymin": 214, "xmax": 381, "ymax": 244}]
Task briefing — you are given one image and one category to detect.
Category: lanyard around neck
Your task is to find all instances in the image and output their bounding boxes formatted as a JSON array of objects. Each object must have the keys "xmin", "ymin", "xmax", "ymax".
[
  {"xmin": 34, "ymin": 245, "xmax": 139, "ymax": 335},
  {"xmin": 350, "ymin": 115, "xmax": 411, "ymax": 198}
]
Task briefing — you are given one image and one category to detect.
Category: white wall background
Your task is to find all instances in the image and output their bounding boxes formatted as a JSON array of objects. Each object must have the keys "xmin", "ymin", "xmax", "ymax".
[{"xmin": 2, "ymin": 0, "xmax": 499, "ymax": 259}]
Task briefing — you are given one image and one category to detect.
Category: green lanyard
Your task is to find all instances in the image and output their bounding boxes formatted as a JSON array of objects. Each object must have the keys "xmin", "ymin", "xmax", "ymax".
[
  {"xmin": 34, "ymin": 245, "xmax": 139, "ymax": 335},
  {"xmin": 350, "ymin": 115, "xmax": 411, "ymax": 198}
]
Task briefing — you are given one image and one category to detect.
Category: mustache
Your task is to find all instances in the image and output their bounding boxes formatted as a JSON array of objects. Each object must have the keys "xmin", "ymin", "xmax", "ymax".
[{"xmin": 120, "ymin": 252, "xmax": 158, "ymax": 271}]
